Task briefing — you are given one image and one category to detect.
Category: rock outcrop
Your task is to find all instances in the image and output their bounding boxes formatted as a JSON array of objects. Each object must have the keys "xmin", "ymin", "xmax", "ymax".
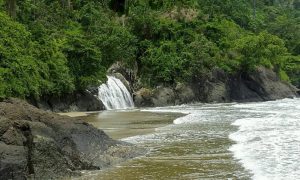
[
  {"xmin": 134, "ymin": 67, "xmax": 298, "ymax": 107},
  {"xmin": 229, "ymin": 67, "xmax": 298, "ymax": 102},
  {"xmin": 0, "ymin": 99, "xmax": 142, "ymax": 179},
  {"xmin": 107, "ymin": 61, "xmax": 137, "ymax": 89},
  {"xmin": 134, "ymin": 88, "xmax": 155, "ymax": 107},
  {"xmin": 29, "ymin": 90, "xmax": 105, "ymax": 112},
  {"xmin": 134, "ymin": 84, "xmax": 196, "ymax": 107},
  {"xmin": 174, "ymin": 83, "xmax": 196, "ymax": 104}
]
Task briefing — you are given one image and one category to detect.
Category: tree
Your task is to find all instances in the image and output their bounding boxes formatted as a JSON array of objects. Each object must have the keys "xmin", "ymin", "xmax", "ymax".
[
  {"xmin": 5, "ymin": 0, "xmax": 16, "ymax": 18},
  {"xmin": 233, "ymin": 32, "xmax": 288, "ymax": 72},
  {"xmin": 0, "ymin": 12, "xmax": 41, "ymax": 97}
]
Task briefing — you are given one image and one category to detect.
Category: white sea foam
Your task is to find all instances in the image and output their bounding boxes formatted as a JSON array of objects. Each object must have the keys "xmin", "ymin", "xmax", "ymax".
[
  {"xmin": 127, "ymin": 98, "xmax": 300, "ymax": 179},
  {"xmin": 229, "ymin": 98, "xmax": 300, "ymax": 180}
]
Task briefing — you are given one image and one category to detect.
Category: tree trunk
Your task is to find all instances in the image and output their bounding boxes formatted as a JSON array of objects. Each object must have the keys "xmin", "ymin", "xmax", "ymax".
[
  {"xmin": 61, "ymin": 0, "xmax": 72, "ymax": 9},
  {"xmin": 125, "ymin": 0, "xmax": 129, "ymax": 15},
  {"xmin": 6, "ymin": 0, "xmax": 16, "ymax": 18}
]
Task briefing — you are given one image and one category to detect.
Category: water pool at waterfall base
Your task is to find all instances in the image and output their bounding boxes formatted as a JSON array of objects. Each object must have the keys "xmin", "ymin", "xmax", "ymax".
[{"xmin": 78, "ymin": 98, "xmax": 300, "ymax": 180}]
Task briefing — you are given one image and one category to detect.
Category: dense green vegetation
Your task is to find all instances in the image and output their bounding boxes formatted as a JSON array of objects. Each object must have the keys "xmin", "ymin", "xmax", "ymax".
[{"xmin": 0, "ymin": 0, "xmax": 299, "ymax": 99}]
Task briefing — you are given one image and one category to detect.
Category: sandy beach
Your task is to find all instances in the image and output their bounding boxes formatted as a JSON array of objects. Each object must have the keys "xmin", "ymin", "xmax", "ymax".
[{"xmin": 81, "ymin": 110, "xmax": 183, "ymax": 140}]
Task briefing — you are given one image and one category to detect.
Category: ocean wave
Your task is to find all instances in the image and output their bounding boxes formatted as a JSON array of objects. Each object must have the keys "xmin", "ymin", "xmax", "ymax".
[{"xmin": 229, "ymin": 98, "xmax": 300, "ymax": 180}]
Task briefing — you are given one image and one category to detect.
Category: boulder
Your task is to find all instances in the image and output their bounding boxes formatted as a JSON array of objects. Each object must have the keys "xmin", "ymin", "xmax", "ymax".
[
  {"xmin": 206, "ymin": 81, "xmax": 229, "ymax": 102},
  {"xmin": 134, "ymin": 87, "xmax": 176, "ymax": 107},
  {"xmin": 152, "ymin": 87, "xmax": 176, "ymax": 106},
  {"xmin": 204, "ymin": 69, "xmax": 230, "ymax": 102},
  {"xmin": 76, "ymin": 90, "xmax": 104, "ymax": 111},
  {"xmin": 0, "ymin": 98, "xmax": 142, "ymax": 179},
  {"xmin": 134, "ymin": 88, "xmax": 154, "ymax": 107},
  {"xmin": 174, "ymin": 83, "xmax": 196, "ymax": 104},
  {"xmin": 0, "ymin": 142, "xmax": 28, "ymax": 180}
]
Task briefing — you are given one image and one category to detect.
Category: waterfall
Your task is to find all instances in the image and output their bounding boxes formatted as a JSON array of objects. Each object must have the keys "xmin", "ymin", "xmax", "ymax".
[{"xmin": 98, "ymin": 76, "xmax": 134, "ymax": 110}]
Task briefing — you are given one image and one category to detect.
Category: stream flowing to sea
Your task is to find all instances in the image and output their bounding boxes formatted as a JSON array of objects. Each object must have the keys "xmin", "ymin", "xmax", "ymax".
[{"xmin": 80, "ymin": 98, "xmax": 300, "ymax": 180}]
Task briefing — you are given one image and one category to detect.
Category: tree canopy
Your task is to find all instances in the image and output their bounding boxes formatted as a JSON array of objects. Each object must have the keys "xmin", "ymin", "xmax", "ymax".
[{"xmin": 0, "ymin": 0, "xmax": 299, "ymax": 99}]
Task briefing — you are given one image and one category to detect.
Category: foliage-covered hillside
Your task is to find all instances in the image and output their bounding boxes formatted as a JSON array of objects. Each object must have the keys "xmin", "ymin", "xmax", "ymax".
[{"xmin": 0, "ymin": 0, "xmax": 299, "ymax": 99}]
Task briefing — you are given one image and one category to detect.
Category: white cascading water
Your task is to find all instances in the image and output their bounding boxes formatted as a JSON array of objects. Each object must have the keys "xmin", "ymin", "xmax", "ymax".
[{"xmin": 98, "ymin": 76, "xmax": 134, "ymax": 110}]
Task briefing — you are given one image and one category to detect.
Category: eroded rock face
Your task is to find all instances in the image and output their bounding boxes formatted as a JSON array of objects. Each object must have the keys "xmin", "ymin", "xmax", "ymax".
[
  {"xmin": 108, "ymin": 61, "xmax": 137, "ymax": 87},
  {"xmin": 151, "ymin": 87, "xmax": 176, "ymax": 107},
  {"xmin": 205, "ymin": 81, "xmax": 229, "ymax": 102},
  {"xmin": 229, "ymin": 67, "xmax": 298, "ymax": 102},
  {"xmin": 134, "ymin": 88, "xmax": 155, "ymax": 107},
  {"xmin": 134, "ymin": 87, "xmax": 176, "ymax": 107},
  {"xmin": 134, "ymin": 67, "xmax": 298, "ymax": 107},
  {"xmin": 31, "ymin": 90, "xmax": 105, "ymax": 112},
  {"xmin": 174, "ymin": 83, "xmax": 196, "ymax": 104},
  {"xmin": 0, "ymin": 99, "xmax": 141, "ymax": 179}
]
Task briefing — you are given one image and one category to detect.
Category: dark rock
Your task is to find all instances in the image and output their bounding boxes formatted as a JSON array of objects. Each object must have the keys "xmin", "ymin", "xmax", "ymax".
[
  {"xmin": 134, "ymin": 87, "xmax": 176, "ymax": 107},
  {"xmin": 108, "ymin": 61, "xmax": 137, "ymax": 87},
  {"xmin": 206, "ymin": 81, "xmax": 230, "ymax": 102},
  {"xmin": 211, "ymin": 68, "xmax": 227, "ymax": 83},
  {"xmin": 229, "ymin": 67, "xmax": 298, "ymax": 102},
  {"xmin": 152, "ymin": 87, "xmax": 176, "ymax": 106},
  {"xmin": 0, "ymin": 98, "xmax": 142, "ymax": 179},
  {"xmin": 133, "ymin": 67, "xmax": 298, "ymax": 107},
  {"xmin": 0, "ymin": 142, "xmax": 28, "ymax": 180},
  {"xmin": 229, "ymin": 75, "xmax": 263, "ymax": 102},
  {"xmin": 86, "ymin": 86, "xmax": 99, "ymax": 96},
  {"xmin": 76, "ymin": 91, "xmax": 104, "ymax": 111},
  {"xmin": 1, "ymin": 126, "xmax": 27, "ymax": 146},
  {"xmin": 134, "ymin": 88, "xmax": 154, "ymax": 107},
  {"xmin": 30, "ymin": 90, "xmax": 105, "ymax": 112},
  {"xmin": 174, "ymin": 83, "xmax": 196, "ymax": 104},
  {"xmin": 198, "ymin": 69, "xmax": 230, "ymax": 103}
]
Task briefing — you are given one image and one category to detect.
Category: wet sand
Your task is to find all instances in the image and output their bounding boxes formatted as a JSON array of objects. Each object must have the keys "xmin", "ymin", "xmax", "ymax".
[
  {"xmin": 81, "ymin": 110, "xmax": 184, "ymax": 140},
  {"xmin": 58, "ymin": 112, "xmax": 90, "ymax": 117}
]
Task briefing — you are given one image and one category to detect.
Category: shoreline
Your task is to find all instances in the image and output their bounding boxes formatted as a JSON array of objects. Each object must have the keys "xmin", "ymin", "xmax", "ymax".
[
  {"xmin": 75, "ymin": 109, "xmax": 186, "ymax": 179},
  {"xmin": 80, "ymin": 109, "xmax": 185, "ymax": 140},
  {"xmin": 58, "ymin": 111, "xmax": 101, "ymax": 117},
  {"xmin": 76, "ymin": 101, "xmax": 254, "ymax": 179}
]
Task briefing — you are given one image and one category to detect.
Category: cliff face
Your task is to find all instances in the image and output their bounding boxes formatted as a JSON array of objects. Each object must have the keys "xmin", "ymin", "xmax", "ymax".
[
  {"xmin": 133, "ymin": 67, "xmax": 299, "ymax": 107},
  {"xmin": 228, "ymin": 67, "xmax": 298, "ymax": 102},
  {"xmin": 0, "ymin": 99, "xmax": 142, "ymax": 179}
]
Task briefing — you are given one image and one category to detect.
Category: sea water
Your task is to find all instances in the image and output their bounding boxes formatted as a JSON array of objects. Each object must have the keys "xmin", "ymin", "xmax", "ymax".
[{"xmin": 80, "ymin": 98, "xmax": 300, "ymax": 179}]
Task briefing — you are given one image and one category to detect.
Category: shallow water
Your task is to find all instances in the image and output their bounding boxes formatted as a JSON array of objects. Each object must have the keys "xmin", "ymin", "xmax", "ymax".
[
  {"xmin": 79, "ymin": 98, "xmax": 300, "ymax": 180},
  {"xmin": 83, "ymin": 110, "xmax": 183, "ymax": 139}
]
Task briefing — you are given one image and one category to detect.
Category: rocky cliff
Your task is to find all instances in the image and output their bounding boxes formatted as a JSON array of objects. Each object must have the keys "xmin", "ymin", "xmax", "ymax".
[{"xmin": 134, "ymin": 67, "xmax": 299, "ymax": 107}]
